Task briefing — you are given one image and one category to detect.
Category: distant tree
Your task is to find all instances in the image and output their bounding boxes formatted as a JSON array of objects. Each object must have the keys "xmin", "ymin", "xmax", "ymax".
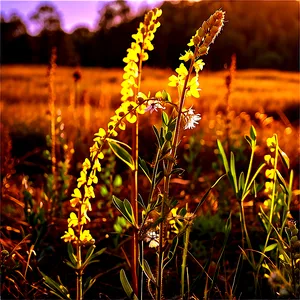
[
  {"xmin": 30, "ymin": 4, "xmax": 61, "ymax": 34},
  {"xmin": 29, "ymin": 3, "xmax": 77, "ymax": 65},
  {"xmin": 71, "ymin": 27, "xmax": 94, "ymax": 65},
  {"xmin": 1, "ymin": 14, "xmax": 31, "ymax": 64},
  {"xmin": 98, "ymin": 0, "xmax": 131, "ymax": 30}
]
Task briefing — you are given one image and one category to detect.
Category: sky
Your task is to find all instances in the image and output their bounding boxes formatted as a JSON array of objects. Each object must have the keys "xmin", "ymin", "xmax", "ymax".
[{"xmin": 0, "ymin": 0, "xmax": 163, "ymax": 34}]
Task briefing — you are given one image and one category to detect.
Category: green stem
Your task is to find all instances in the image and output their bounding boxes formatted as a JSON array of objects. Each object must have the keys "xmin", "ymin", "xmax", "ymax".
[
  {"xmin": 155, "ymin": 46, "xmax": 199, "ymax": 299},
  {"xmin": 181, "ymin": 225, "xmax": 191, "ymax": 299},
  {"xmin": 76, "ymin": 242, "xmax": 82, "ymax": 300},
  {"xmin": 255, "ymin": 137, "xmax": 279, "ymax": 294}
]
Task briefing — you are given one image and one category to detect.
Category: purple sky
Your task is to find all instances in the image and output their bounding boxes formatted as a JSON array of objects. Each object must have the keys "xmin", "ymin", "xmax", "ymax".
[{"xmin": 1, "ymin": 0, "xmax": 162, "ymax": 34}]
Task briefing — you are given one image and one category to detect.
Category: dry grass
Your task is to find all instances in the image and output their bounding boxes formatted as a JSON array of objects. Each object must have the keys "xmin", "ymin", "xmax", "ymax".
[{"xmin": 1, "ymin": 65, "xmax": 299, "ymax": 168}]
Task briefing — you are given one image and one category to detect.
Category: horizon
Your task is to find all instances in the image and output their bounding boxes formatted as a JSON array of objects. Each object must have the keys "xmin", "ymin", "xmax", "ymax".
[{"xmin": 0, "ymin": 0, "xmax": 163, "ymax": 35}]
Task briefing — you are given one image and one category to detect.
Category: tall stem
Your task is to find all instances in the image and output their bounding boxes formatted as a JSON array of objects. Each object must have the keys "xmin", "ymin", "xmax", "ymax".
[
  {"xmin": 76, "ymin": 242, "xmax": 83, "ymax": 300},
  {"xmin": 130, "ymin": 44, "xmax": 145, "ymax": 296},
  {"xmin": 181, "ymin": 225, "xmax": 191, "ymax": 299},
  {"xmin": 155, "ymin": 46, "xmax": 198, "ymax": 299},
  {"xmin": 76, "ymin": 204, "xmax": 83, "ymax": 300},
  {"xmin": 131, "ymin": 122, "xmax": 139, "ymax": 296}
]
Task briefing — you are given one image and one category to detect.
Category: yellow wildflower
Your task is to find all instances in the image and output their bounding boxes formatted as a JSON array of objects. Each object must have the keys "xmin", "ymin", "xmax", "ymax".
[
  {"xmin": 264, "ymin": 154, "xmax": 274, "ymax": 166},
  {"xmin": 186, "ymin": 76, "xmax": 201, "ymax": 98},
  {"xmin": 93, "ymin": 158, "xmax": 101, "ymax": 172},
  {"xmin": 77, "ymin": 170, "xmax": 87, "ymax": 188},
  {"xmin": 87, "ymin": 172, "xmax": 98, "ymax": 185},
  {"xmin": 61, "ymin": 228, "xmax": 77, "ymax": 243},
  {"xmin": 95, "ymin": 128, "xmax": 106, "ymax": 139},
  {"xmin": 266, "ymin": 136, "xmax": 277, "ymax": 152},
  {"xmin": 179, "ymin": 50, "xmax": 194, "ymax": 62},
  {"xmin": 82, "ymin": 158, "xmax": 91, "ymax": 171},
  {"xmin": 107, "ymin": 121, "xmax": 118, "ymax": 137},
  {"xmin": 265, "ymin": 169, "xmax": 275, "ymax": 179},
  {"xmin": 79, "ymin": 230, "xmax": 94, "ymax": 244},
  {"xmin": 68, "ymin": 212, "xmax": 78, "ymax": 227},
  {"xmin": 84, "ymin": 185, "xmax": 95, "ymax": 199},
  {"xmin": 264, "ymin": 181, "xmax": 273, "ymax": 195},
  {"xmin": 90, "ymin": 142, "xmax": 100, "ymax": 159},
  {"xmin": 70, "ymin": 188, "xmax": 82, "ymax": 207}
]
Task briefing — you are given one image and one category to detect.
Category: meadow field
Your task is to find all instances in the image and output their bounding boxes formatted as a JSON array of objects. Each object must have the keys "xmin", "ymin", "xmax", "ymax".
[
  {"xmin": 1, "ymin": 64, "xmax": 299, "ymax": 166},
  {"xmin": 1, "ymin": 62, "xmax": 300, "ymax": 299}
]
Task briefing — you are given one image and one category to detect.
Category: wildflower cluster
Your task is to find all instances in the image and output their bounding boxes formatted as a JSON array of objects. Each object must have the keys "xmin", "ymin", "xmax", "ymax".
[
  {"xmin": 263, "ymin": 134, "xmax": 290, "ymax": 212},
  {"xmin": 167, "ymin": 9, "xmax": 225, "ymax": 131},
  {"xmin": 121, "ymin": 8, "xmax": 162, "ymax": 102},
  {"xmin": 62, "ymin": 8, "xmax": 164, "ymax": 246}
]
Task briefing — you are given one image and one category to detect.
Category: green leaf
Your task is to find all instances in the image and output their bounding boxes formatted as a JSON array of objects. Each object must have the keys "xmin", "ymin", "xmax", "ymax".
[
  {"xmin": 165, "ymin": 131, "xmax": 172, "ymax": 141},
  {"xmin": 141, "ymin": 259, "xmax": 156, "ymax": 284},
  {"xmin": 84, "ymin": 245, "xmax": 96, "ymax": 262},
  {"xmin": 108, "ymin": 140, "xmax": 134, "ymax": 170},
  {"xmin": 179, "ymin": 207, "xmax": 187, "ymax": 217},
  {"xmin": 83, "ymin": 276, "xmax": 96, "ymax": 295},
  {"xmin": 168, "ymin": 119, "xmax": 176, "ymax": 132},
  {"xmin": 67, "ymin": 243, "xmax": 77, "ymax": 266},
  {"xmin": 162, "ymin": 90, "xmax": 171, "ymax": 102},
  {"xmin": 238, "ymin": 172, "xmax": 245, "ymax": 193},
  {"xmin": 40, "ymin": 272, "xmax": 70, "ymax": 299},
  {"xmin": 279, "ymin": 149, "xmax": 290, "ymax": 169},
  {"xmin": 152, "ymin": 125, "xmax": 160, "ymax": 145},
  {"xmin": 164, "ymin": 236, "xmax": 178, "ymax": 269},
  {"xmin": 250, "ymin": 125, "xmax": 257, "ymax": 141},
  {"xmin": 100, "ymin": 185, "xmax": 108, "ymax": 197},
  {"xmin": 217, "ymin": 140, "xmax": 229, "ymax": 173},
  {"xmin": 139, "ymin": 158, "xmax": 152, "ymax": 184},
  {"xmin": 159, "ymin": 127, "xmax": 165, "ymax": 146},
  {"xmin": 230, "ymin": 152, "xmax": 238, "ymax": 195},
  {"xmin": 276, "ymin": 170, "xmax": 289, "ymax": 194},
  {"xmin": 113, "ymin": 175, "xmax": 122, "ymax": 187},
  {"xmin": 82, "ymin": 247, "xmax": 106, "ymax": 269},
  {"xmin": 137, "ymin": 194, "xmax": 146, "ymax": 210},
  {"xmin": 64, "ymin": 259, "xmax": 77, "ymax": 269},
  {"xmin": 244, "ymin": 135, "xmax": 252, "ymax": 147},
  {"xmin": 120, "ymin": 269, "xmax": 138, "ymax": 300},
  {"xmin": 162, "ymin": 111, "xmax": 169, "ymax": 126},
  {"xmin": 251, "ymin": 180, "xmax": 258, "ymax": 198},
  {"xmin": 193, "ymin": 174, "xmax": 226, "ymax": 214},
  {"xmin": 265, "ymin": 243, "xmax": 277, "ymax": 252},
  {"xmin": 170, "ymin": 168, "xmax": 185, "ymax": 176},
  {"xmin": 112, "ymin": 196, "xmax": 133, "ymax": 225}
]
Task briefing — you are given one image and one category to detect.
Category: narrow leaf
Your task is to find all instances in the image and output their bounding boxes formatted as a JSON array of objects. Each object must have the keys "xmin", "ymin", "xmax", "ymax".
[
  {"xmin": 165, "ymin": 131, "xmax": 172, "ymax": 141},
  {"xmin": 244, "ymin": 135, "xmax": 252, "ymax": 147},
  {"xmin": 265, "ymin": 243, "xmax": 277, "ymax": 252},
  {"xmin": 279, "ymin": 149, "xmax": 290, "ymax": 169},
  {"xmin": 230, "ymin": 152, "xmax": 238, "ymax": 194},
  {"xmin": 108, "ymin": 140, "xmax": 134, "ymax": 170},
  {"xmin": 250, "ymin": 125, "xmax": 257, "ymax": 141},
  {"xmin": 120, "ymin": 269, "xmax": 138, "ymax": 300},
  {"xmin": 84, "ymin": 245, "xmax": 95, "ymax": 263},
  {"xmin": 152, "ymin": 125, "xmax": 160, "ymax": 145},
  {"xmin": 162, "ymin": 111, "xmax": 169, "ymax": 126},
  {"xmin": 238, "ymin": 172, "xmax": 245, "ymax": 193},
  {"xmin": 139, "ymin": 158, "xmax": 152, "ymax": 184},
  {"xmin": 276, "ymin": 170, "xmax": 289, "ymax": 194},
  {"xmin": 141, "ymin": 259, "xmax": 156, "ymax": 284},
  {"xmin": 67, "ymin": 243, "xmax": 77, "ymax": 266},
  {"xmin": 112, "ymin": 196, "xmax": 133, "ymax": 225},
  {"xmin": 217, "ymin": 140, "xmax": 229, "ymax": 173},
  {"xmin": 193, "ymin": 174, "xmax": 226, "ymax": 214}
]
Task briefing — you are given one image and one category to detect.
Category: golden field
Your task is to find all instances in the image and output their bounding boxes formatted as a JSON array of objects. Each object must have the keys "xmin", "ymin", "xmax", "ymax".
[{"xmin": 1, "ymin": 65, "xmax": 299, "ymax": 160}]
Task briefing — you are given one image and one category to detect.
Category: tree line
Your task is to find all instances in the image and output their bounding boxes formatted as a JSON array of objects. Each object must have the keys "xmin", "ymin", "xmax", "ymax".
[{"xmin": 1, "ymin": 0, "xmax": 299, "ymax": 70}]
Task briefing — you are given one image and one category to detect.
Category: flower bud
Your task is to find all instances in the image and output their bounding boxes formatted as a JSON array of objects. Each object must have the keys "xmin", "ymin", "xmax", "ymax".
[
  {"xmin": 193, "ymin": 35, "xmax": 201, "ymax": 45},
  {"xmin": 198, "ymin": 46, "xmax": 209, "ymax": 56}
]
